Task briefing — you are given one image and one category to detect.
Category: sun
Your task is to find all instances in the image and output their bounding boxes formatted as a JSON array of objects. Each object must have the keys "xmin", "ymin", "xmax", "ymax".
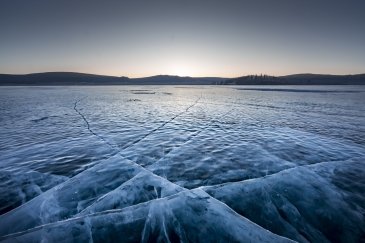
[{"xmin": 168, "ymin": 62, "xmax": 196, "ymax": 77}]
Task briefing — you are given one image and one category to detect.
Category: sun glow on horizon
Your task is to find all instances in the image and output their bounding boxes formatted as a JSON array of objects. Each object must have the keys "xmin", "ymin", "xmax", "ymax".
[{"xmin": 166, "ymin": 61, "xmax": 198, "ymax": 77}]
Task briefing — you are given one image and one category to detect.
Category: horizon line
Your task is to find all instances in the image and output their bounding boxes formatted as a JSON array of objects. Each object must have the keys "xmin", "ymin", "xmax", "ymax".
[{"xmin": 1, "ymin": 71, "xmax": 365, "ymax": 79}]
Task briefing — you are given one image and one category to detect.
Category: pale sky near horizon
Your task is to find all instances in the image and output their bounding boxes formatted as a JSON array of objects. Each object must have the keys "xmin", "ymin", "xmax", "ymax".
[{"xmin": 1, "ymin": 0, "xmax": 364, "ymax": 77}]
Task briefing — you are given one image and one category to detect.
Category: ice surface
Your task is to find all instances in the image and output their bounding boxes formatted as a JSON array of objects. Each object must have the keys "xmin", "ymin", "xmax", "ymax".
[
  {"xmin": 203, "ymin": 159, "xmax": 365, "ymax": 242},
  {"xmin": 0, "ymin": 85, "xmax": 364, "ymax": 242},
  {"xmin": 0, "ymin": 190, "xmax": 293, "ymax": 243},
  {"xmin": 147, "ymin": 126, "xmax": 364, "ymax": 188},
  {"xmin": 0, "ymin": 170, "xmax": 67, "ymax": 214},
  {"xmin": 0, "ymin": 155, "xmax": 143, "ymax": 236},
  {"xmin": 77, "ymin": 170, "xmax": 185, "ymax": 216}
]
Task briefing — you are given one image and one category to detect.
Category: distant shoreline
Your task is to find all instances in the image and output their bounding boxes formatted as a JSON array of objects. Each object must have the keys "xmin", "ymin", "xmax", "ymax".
[{"xmin": 0, "ymin": 72, "xmax": 364, "ymax": 85}]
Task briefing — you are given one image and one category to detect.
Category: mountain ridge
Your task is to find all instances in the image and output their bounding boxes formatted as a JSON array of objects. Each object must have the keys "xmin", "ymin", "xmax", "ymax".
[{"xmin": 0, "ymin": 72, "xmax": 364, "ymax": 85}]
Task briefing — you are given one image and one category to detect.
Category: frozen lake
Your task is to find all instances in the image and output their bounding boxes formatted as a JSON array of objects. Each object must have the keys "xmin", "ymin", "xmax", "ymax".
[{"xmin": 0, "ymin": 85, "xmax": 364, "ymax": 242}]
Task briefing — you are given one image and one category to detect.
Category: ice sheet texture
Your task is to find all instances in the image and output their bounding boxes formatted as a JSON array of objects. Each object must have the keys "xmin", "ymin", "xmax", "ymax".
[{"xmin": 0, "ymin": 85, "xmax": 364, "ymax": 242}]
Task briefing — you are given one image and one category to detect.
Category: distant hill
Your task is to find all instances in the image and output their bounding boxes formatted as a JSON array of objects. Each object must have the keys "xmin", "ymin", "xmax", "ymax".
[
  {"xmin": 0, "ymin": 72, "xmax": 225, "ymax": 85},
  {"xmin": 0, "ymin": 72, "xmax": 129, "ymax": 85},
  {"xmin": 0, "ymin": 72, "xmax": 364, "ymax": 85},
  {"xmin": 226, "ymin": 74, "xmax": 365, "ymax": 85}
]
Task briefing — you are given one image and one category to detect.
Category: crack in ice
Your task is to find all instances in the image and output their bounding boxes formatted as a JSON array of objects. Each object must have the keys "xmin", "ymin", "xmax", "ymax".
[
  {"xmin": 73, "ymin": 98, "xmax": 118, "ymax": 151},
  {"xmin": 119, "ymin": 95, "xmax": 202, "ymax": 150},
  {"xmin": 199, "ymin": 159, "xmax": 353, "ymax": 190}
]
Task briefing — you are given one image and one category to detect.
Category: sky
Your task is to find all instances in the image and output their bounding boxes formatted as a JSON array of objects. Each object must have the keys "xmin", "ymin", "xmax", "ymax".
[{"xmin": 0, "ymin": 0, "xmax": 364, "ymax": 78}]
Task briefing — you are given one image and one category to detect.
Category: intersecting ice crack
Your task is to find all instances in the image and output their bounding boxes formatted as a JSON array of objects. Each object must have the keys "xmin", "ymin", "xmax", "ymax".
[
  {"xmin": 71, "ymin": 94, "xmax": 279, "ymax": 234},
  {"xmin": 71, "ymin": 95, "xmax": 206, "ymax": 194},
  {"xmin": 73, "ymin": 94, "xmax": 238, "ymax": 181},
  {"xmin": 71, "ymin": 94, "xmax": 250, "ymax": 207}
]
